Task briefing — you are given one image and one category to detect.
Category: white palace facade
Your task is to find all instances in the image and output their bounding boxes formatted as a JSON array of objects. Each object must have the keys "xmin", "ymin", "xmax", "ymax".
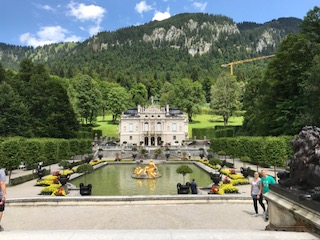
[{"xmin": 119, "ymin": 103, "xmax": 188, "ymax": 147}]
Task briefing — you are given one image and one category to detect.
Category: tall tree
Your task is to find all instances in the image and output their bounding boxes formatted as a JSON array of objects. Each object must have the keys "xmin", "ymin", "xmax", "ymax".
[
  {"xmin": 210, "ymin": 72, "xmax": 242, "ymax": 126},
  {"xmin": 302, "ymin": 54, "xmax": 320, "ymax": 126},
  {"xmin": 0, "ymin": 82, "xmax": 31, "ymax": 136},
  {"xmin": 107, "ymin": 86, "xmax": 132, "ymax": 123},
  {"xmin": 130, "ymin": 83, "xmax": 148, "ymax": 106},
  {"xmin": 98, "ymin": 81, "xmax": 120, "ymax": 121},
  {"xmin": 171, "ymin": 78, "xmax": 205, "ymax": 122},
  {"xmin": 243, "ymin": 7, "xmax": 320, "ymax": 135},
  {"xmin": 73, "ymin": 74, "xmax": 102, "ymax": 124}
]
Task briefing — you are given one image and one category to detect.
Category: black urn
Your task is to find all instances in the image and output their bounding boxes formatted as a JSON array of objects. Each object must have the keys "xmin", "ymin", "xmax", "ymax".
[{"xmin": 177, "ymin": 182, "xmax": 191, "ymax": 194}]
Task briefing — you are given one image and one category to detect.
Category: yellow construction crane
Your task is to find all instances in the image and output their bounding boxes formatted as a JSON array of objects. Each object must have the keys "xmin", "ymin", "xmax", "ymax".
[{"xmin": 221, "ymin": 55, "xmax": 275, "ymax": 75}]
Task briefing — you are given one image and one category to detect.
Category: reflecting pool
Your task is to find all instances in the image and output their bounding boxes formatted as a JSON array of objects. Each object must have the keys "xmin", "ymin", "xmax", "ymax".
[{"xmin": 71, "ymin": 163, "xmax": 212, "ymax": 196}]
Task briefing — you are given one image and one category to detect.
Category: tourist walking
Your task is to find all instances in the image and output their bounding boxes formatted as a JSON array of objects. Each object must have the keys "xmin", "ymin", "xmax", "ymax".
[
  {"xmin": 0, "ymin": 167, "xmax": 7, "ymax": 232},
  {"xmin": 260, "ymin": 169, "xmax": 276, "ymax": 221},
  {"xmin": 250, "ymin": 171, "xmax": 266, "ymax": 217},
  {"xmin": 190, "ymin": 179, "xmax": 198, "ymax": 194}
]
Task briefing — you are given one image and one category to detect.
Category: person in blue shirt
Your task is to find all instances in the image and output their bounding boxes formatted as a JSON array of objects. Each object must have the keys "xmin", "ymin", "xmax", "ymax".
[{"xmin": 260, "ymin": 169, "xmax": 276, "ymax": 221}]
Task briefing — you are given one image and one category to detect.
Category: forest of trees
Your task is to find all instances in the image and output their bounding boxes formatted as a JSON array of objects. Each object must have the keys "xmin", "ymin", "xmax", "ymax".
[{"xmin": 0, "ymin": 8, "xmax": 319, "ymax": 138}]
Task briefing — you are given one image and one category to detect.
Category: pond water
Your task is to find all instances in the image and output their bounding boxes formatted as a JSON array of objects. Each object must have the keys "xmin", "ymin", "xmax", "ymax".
[{"xmin": 71, "ymin": 163, "xmax": 212, "ymax": 196}]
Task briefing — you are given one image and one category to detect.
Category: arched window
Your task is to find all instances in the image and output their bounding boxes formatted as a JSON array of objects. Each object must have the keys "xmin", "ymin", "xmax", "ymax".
[
  {"xmin": 144, "ymin": 122, "xmax": 149, "ymax": 131},
  {"xmin": 156, "ymin": 122, "xmax": 162, "ymax": 131}
]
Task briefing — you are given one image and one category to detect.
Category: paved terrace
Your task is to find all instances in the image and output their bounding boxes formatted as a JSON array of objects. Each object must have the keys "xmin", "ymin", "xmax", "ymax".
[{"xmin": 2, "ymin": 158, "xmax": 319, "ymax": 239}]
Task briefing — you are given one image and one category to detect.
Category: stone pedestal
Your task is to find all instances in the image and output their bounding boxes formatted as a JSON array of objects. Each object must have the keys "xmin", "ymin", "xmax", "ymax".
[{"xmin": 265, "ymin": 185, "xmax": 320, "ymax": 233}]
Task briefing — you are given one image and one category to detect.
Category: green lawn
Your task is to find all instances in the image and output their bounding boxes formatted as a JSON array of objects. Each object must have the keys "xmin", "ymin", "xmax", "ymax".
[
  {"xmin": 93, "ymin": 114, "xmax": 244, "ymax": 138},
  {"xmin": 188, "ymin": 114, "xmax": 243, "ymax": 136},
  {"xmin": 93, "ymin": 116, "xmax": 119, "ymax": 138}
]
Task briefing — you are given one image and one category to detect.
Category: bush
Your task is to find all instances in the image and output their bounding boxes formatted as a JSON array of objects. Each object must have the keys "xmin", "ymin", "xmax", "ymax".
[
  {"xmin": 59, "ymin": 160, "xmax": 71, "ymax": 170},
  {"xmin": 76, "ymin": 164, "xmax": 94, "ymax": 174},
  {"xmin": 209, "ymin": 158, "xmax": 222, "ymax": 166},
  {"xmin": 215, "ymin": 128, "xmax": 234, "ymax": 138},
  {"xmin": 240, "ymin": 156, "xmax": 251, "ymax": 163},
  {"xmin": 217, "ymin": 150, "xmax": 226, "ymax": 156}
]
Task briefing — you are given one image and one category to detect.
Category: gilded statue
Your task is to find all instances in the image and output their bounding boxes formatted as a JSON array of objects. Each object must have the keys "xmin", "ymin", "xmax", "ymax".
[{"xmin": 132, "ymin": 160, "xmax": 161, "ymax": 179}]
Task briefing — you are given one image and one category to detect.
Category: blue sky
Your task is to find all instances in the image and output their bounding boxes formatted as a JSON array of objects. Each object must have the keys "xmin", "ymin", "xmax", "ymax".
[{"xmin": 0, "ymin": 0, "xmax": 319, "ymax": 47}]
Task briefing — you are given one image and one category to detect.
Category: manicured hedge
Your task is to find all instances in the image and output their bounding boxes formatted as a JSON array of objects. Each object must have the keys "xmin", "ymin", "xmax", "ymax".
[
  {"xmin": 192, "ymin": 126, "xmax": 243, "ymax": 139},
  {"xmin": 210, "ymin": 136, "xmax": 293, "ymax": 167},
  {"xmin": 192, "ymin": 128, "xmax": 215, "ymax": 140},
  {"xmin": 215, "ymin": 128, "xmax": 234, "ymax": 138},
  {"xmin": 0, "ymin": 138, "xmax": 92, "ymax": 176},
  {"xmin": 9, "ymin": 169, "xmax": 50, "ymax": 186}
]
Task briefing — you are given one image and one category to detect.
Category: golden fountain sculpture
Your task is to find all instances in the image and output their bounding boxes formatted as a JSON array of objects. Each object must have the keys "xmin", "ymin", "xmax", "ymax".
[{"xmin": 132, "ymin": 160, "xmax": 161, "ymax": 179}]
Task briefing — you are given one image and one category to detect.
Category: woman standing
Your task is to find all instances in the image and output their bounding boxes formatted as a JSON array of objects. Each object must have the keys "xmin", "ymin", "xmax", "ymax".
[{"xmin": 250, "ymin": 171, "xmax": 265, "ymax": 217}]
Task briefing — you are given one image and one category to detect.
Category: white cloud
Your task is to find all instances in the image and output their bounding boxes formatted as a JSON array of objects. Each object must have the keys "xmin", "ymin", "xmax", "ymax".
[
  {"xmin": 20, "ymin": 26, "xmax": 81, "ymax": 47},
  {"xmin": 135, "ymin": 1, "xmax": 153, "ymax": 14},
  {"xmin": 67, "ymin": 2, "xmax": 106, "ymax": 36},
  {"xmin": 40, "ymin": 4, "xmax": 55, "ymax": 11},
  {"xmin": 193, "ymin": 2, "xmax": 207, "ymax": 12},
  {"xmin": 67, "ymin": 2, "xmax": 106, "ymax": 23},
  {"xmin": 152, "ymin": 9, "xmax": 171, "ymax": 21}
]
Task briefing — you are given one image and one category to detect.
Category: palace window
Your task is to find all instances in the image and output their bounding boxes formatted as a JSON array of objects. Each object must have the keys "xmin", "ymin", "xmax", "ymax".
[
  {"xmin": 172, "ymin": 123, "xmax": 177, "ymax": 131},
  {"xmin": 144, "ymin": 122, "xmax": 149, "ymax": 131},
  {"xmin": 156, "ymin": 122, "xmax": 162, "ymax": 131}
]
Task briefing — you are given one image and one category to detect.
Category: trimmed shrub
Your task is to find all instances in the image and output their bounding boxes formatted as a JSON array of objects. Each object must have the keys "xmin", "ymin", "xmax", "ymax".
[{"xmin": 209, "ymin": 158, "xmax": 222, "ymax": 166}]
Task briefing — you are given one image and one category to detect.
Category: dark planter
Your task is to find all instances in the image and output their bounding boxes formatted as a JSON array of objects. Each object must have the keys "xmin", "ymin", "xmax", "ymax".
[
  {"xmin": 58, "ymin": 175, "xmax": 70, "ymax": 186},
  {"xmin": 98, "ymin": 154, "xmax": 103, "ymax": 160},
  {"xmin": 177, "ymin": 182, "xmax": 190, "ymax": 194},
  {"xmin": 80, "ymin": 183, "xmax": 92, "ymax": 196},
  {"xmin": 209, "ymin": 172, "xmax": 221, "ymax": 185},
  {"xmin": 165, "ymin": 153, "xmax": 170, "ymax": 160},
  {"xmin": 240, "ymin": 167, "xmax": 250, "ymax": 178},
  {"xmin": 132, "ymin": 153, "xmax": 137, "ymax": 161},
  {"xmin": 85, "ymin": 156, "xmax": 92, "ymax": 164}
]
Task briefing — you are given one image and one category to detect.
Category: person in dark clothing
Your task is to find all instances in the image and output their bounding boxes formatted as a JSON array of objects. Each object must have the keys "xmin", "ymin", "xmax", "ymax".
[{"xmin": 190, "ymin": 179, "xmax": 198, "ymax": 194}]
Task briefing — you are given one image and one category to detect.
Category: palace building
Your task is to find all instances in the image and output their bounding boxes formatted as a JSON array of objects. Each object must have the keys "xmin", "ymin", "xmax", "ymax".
[{"xmin": 119, "ymin": 103, "xmax": 188, "ymax": 147}]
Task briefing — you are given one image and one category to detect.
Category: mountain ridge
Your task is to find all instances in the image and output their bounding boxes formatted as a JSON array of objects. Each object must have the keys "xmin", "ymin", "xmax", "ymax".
[{"xmin": 0, "ymin": 13, "xmax": 302, "ymax": 79}]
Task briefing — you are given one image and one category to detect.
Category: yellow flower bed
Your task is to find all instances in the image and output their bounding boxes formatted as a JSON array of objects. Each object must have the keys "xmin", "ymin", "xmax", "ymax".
[
  {"xmin": 89, "ymin": 160, "xmax": 103, "ymax": 166},
  {"xmin": 40, "ymin": 184, "xmax": 62, "ymax": 195},
  {"xmin": 199, "ymin": 160, "xmax": 219, "ymax": 169},
  {"xmin": 51, "ymin": 187, "xmax": 67, "ymax": 196},
  {"xmin": 220, "ymin": 169, "xmax": 244, "ymax": 180},
  {"xmin": 228, "ymin": 173, "xmax": 244, "ymax": 180},
  {"xmin": 60, "ymin": 169, "xmax": 74, "ymax": 176},
  {"xmin": 220, "ymin": 183, "xmax": 239, "ymax": 193},
  {"xmin": 199, "ymin": 159, "xmax": 249, "ymax": 195},
  {"xmin": 230, "ymin": 179, "xmax": 250, "ymax": 185},
  {"xmin": 36, "ymin": 176, "xmax": 59, "ymax": 186}
]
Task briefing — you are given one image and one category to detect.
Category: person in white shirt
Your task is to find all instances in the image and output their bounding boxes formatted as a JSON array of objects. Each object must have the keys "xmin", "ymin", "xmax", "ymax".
[{"xmin": 250, "ymin": 171, "xmax": 265, "ymax": 217}]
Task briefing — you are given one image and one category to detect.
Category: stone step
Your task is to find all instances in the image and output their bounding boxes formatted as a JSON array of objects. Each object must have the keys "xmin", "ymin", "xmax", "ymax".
[{"xmin": 0, "ymin": 229, "xmax": 318, "ymax": 240}]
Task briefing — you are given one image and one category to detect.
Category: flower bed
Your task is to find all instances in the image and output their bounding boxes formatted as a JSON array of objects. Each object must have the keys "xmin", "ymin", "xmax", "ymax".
[
  {"xmin": 89, "ymin": 160, "xmax": 104, "ymax": 166},
  {"xmin": 230, "ymin": 179, "xmax": 250, "ymax": 185},
  {"xmin": 37, "ymin": 160, "xmax": 106, "ymax": 196},
  {"xmin": 199, "ymin": 160, "xmax": 219, "ymax": 169},
  {"xmin": 200, "ymin": 160, "xmax": 249, "ymax": 195},
  {"xmin": 35, "ymin": 175, "xmax": 59, "ymax": 186},
  {"xmin": 220, "ymin": 169, "xmax": 244, "ymax": 180},
  {"xmin": 40, "ymin": 184, "xmax": 62, "ymax": 195}
]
